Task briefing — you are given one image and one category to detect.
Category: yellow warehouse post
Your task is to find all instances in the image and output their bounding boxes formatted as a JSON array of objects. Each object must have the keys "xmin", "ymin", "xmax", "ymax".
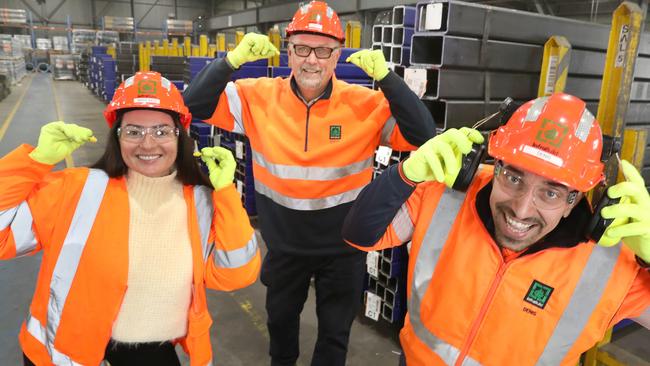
[{"xmin": 537, "ymin": 36, "xmax": 571, "ymax": 97}]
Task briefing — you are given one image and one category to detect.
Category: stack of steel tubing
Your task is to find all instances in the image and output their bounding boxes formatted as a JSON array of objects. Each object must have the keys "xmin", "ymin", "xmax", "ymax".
[{"xmin": 409, "ymin": 0, "xmax": 650, "ymax": 135}]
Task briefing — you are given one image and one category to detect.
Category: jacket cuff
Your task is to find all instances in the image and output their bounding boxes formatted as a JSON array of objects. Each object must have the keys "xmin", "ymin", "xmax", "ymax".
[{"xmin": 398, "ymin": 161, "xmax": 418, "ymax": 187}]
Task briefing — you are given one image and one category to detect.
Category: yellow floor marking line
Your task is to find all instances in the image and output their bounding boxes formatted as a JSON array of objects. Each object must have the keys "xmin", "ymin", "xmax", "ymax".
[{"xmin": 0, "ymin": 75, "xmax": 34, "ymax": 142}]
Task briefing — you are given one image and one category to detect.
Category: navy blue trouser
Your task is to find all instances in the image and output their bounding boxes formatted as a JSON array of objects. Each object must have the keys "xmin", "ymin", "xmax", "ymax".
[{"xmin": 260, "ymin": 250, "xmax": 366, "ymax": 366}]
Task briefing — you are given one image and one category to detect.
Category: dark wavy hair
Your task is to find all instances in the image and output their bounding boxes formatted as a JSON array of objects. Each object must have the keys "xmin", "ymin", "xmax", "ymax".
[{"xmin": 91, "ymin": 108, "xmax": 212, "ymax": 187}]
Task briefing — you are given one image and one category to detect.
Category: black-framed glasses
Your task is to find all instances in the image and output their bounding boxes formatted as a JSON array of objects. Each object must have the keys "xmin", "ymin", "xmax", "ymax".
[
  {"xmin": 117, "ymin": 125, "xmax": 179, "ymax": 142},
  {"xmin": 290, "ymin": 43, "xmax": 339, "ymax": 59},
  {"xmin": 494, "ymin": 161, "xmax": 578, "ymax": 210}
]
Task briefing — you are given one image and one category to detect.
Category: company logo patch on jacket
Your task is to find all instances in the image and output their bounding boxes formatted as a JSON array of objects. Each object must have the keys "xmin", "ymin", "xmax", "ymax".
[
  {"xmin": 524, "ymin": 280, "xmax": 554, "ymax": 309},
  {"xmin": 329, "ymin": 125, "xmax": 342, "ymax": 140}
]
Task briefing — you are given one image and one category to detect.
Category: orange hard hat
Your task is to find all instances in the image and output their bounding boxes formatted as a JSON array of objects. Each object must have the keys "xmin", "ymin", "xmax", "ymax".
[
  {"xmin": 488, "ymin": 93, "xmax": 604, "ymax": 192},
  {"xmin": 104, "ymin": 71, "xmax": 192, "ymax": 128},
  {"xmin": 285, "ymin": 1, "xmax": 345, "ymax": 42}
]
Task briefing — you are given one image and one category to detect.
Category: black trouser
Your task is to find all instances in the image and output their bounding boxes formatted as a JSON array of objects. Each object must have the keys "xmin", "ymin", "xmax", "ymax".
[
  {"xmin": 260, "ymin": 250, "xmax": 366, "ymax": 366},
  {"xmin": 104, "ymin": 340, "xmax": 180, "ymax": 366},
  {"xmin": 24, "ymin": 340, "xmax": 181, "ymax": 366}
]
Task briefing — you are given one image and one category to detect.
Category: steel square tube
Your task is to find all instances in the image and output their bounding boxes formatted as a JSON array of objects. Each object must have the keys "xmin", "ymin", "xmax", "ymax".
[
  {"xmin": 414, "ymin": 0, "xmax": 650, "ymax": 55},
  {"xmin": 384, "ymin": 287, "xmax": 395, "ymax": 305},
  {"xmin": 376, "ymin": 283, "xmax": 386, "ymax": 299},
  {"xmin": 373, "ymin": 25, "xmax": 383, "ymax": 44},
  {"xmin": 411, "ymin": 34, "xmax": 541, "ymax": 71},
  {"xmin": 391, "ymin": 46, "xmax": 410, "ymax": 66},
  {"xmin": 392, "ymin": 26, "xmax": 415, "ymax": 46},
  {"xmin": 393, "ymin": 5, "xmax": 416, "ymax": 27},
  {"xmin": 382, "ymin": 26, "xmax": 393, "ymax": 45},
  {"xmin": 409, "ymin": 33, "xmax": 642, "ymax": 78},
  {"xmin": 381, "ymin": 45, "xmax": 391, "ymax": 61},
  {"xmin": 382, "ymin": 302, "xmax": 395, "ymax": 323},
  {"xmin": 392, "ymin": 64, "xmax": 405, "ymax": 78},
  {"xmin": 428, "ymin": 69, "xmax": 539, "ymax": 100}
]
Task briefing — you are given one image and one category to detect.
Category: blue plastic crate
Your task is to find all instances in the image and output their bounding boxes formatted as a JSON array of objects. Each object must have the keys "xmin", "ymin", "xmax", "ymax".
[
  {"xmin": 232, "ymin": 66, "xmax": 268, "ymax": 80},
  {"xmin": 334, "ymin": 63, "xmax": 367, "ymax": 79}
]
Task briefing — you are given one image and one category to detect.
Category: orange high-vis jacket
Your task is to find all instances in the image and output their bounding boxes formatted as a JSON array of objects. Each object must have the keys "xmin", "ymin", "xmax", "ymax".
[
  {"xmin": 0, "ymin": 145, "xmax": 261, "ymax": 366},
  {"xmin": 208, "ymin": 75, "xmax": 415, "ymax": 211},
  {"xmin": 347, "ymin": 166, "xmax": 649, "ymax": 366}
]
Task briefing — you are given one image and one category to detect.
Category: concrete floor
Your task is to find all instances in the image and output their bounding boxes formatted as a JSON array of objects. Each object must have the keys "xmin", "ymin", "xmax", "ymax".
[
  {"xmin": 1, "ymin": 73, "xmax": 648, "ymax": 366},
  {"xmin": 0, "ymin": 73, "xmax": 402, "ymax": 366}
]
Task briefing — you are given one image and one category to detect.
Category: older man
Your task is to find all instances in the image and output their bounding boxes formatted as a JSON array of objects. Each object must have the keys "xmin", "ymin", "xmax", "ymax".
[{"xmin": 183, "ymin": 1, "xmax": 435, "ymax": 365}]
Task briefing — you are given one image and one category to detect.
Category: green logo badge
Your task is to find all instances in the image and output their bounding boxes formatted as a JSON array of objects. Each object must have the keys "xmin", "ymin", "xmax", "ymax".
[
  {"xmin": 535, "ymin": 119, "xmax": 568, "ymax": 148},
  {"xmin": 138, "ymin": 79, "xmax": 157, "ymax": 95},
  {"xmin": 524, "ymin": 280, "xmax": 554, "ymax": 309},
  {"xmin": 329, "ymin": 125, "xmax": 341, "ymax": 140}
]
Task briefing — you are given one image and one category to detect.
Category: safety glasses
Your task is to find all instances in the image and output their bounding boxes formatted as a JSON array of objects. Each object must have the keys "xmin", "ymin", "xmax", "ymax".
[
  {"xmin": 117, "ymin": 125, "xmax": 179, "ymax": 142},
  {"xmin": 494, "ymin": 161, "xmax": 578, "ymax": 210},
  {"xmin": 290, "ymin": 43, "xmax": 339, "ymax": 59}
]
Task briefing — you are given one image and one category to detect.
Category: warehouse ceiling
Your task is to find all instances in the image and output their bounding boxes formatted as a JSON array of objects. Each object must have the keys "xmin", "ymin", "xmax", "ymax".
[{"xmin": 210, "ymin": 0, "xmax": 647, "ymax": 25}]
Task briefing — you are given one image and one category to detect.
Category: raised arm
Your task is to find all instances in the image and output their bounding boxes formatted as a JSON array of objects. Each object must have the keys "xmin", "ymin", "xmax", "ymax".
[
  {"xmin": 0, "ymin": 122, "xmax": 95, "ymax": 259},
  {"xmin": 198, "ymin": 147, "xmax": 260, "ymax": 290},
  {"xmin": 347, "ymin": 49, "xmax": 436, "ymax": 148}
]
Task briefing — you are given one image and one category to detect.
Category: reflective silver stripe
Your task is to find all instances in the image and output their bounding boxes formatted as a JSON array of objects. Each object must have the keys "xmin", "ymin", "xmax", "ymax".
[
  {"xmin": 27, "ymin": 314, "xmax": 83, "ymax": 366},
  {"xmin": 224, "ymin": 82, "xmax": 245, "ymax": 135},
  {"xmin": 2, "ymin": 202, "xmax": 38, "ymax": 256},
  {"xmin": 0, "ymin": 205, "xmax": 18, "ymax": 230},
  {"xmin": 380, "ymin": 116, "xmax": 396, "ymax": 146},
  {"xmin": 574, "ymin": 108, "xmax": 595, "ymax": 143},
  {"xmin": 536, "ymin": 243, "xmax": 621, "ymax": 366},
  {"xmin": 254, "ymin": 179, "xmax": 364, "ymax": 211},
  {"xmin": 391, "ymin": 204, "xmax": 413, "ymax": 243},
  {"xmin": 524, "ymin": 96, "xmax": 549, "ymax": 122},
  {"xmin": 410, "ymin": 188, "xmax": 478, "ymax": 365},
  {"xmin": 252, "ymin": 151, "xmax": 373, "ymax": 181},
  {"xmin": 193, "ymin": 185, "xmax": 214, "ymax": 261},
  {"xmin": 47, "ymin": 170, "xmax": 109, "ymax": 353},
  {"xmin": 214, "ymin": 234, "xmax": 258, "ymax": 268}
]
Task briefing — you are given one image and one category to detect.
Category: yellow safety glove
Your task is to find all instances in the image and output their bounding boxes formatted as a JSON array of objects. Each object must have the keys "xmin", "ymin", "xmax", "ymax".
[
  {"xmin": 598, "ymin": 159, "xmax": 650, "ymax": 262},
  {"xmin": 28, "ymin": 121, "xmax": 96, "ymax": 165},
  {"xmin": 346, "ymin": 49, "xmax": 390, "ymax": 81},
  {"xmin": 226, "ymin": 33, "xmax": 280, "ymax": 69},
  {"xmin": 402, "ymin": 127, "xmax": 484, "ymax": 187},
  {"xmin": 198, "ymin": 146, "xmax": 236, "ymax": 191}
]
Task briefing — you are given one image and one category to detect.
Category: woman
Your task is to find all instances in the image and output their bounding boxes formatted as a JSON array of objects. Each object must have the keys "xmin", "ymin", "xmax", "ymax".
[{"xmin": 0, "ymin": 71, "xmax": 260, "ymax": 365}]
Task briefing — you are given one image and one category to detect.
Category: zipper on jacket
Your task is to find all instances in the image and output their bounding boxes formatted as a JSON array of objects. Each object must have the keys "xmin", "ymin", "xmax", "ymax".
[
  {"xmin": 455, "ymin": 260, "xmax": 511, "ymax": 366},
  {"xmin": 304, "ymin": 105, "xmax": 311, "ymax": 152}
]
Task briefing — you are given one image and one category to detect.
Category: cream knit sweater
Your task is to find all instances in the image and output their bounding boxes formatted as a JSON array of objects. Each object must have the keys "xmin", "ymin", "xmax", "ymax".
[{"xmin": 111, "ymin": 170, "xmax": 193, "ymax": 343}]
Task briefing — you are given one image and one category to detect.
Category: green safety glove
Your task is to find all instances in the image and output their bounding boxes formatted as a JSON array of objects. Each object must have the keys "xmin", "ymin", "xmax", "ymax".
[
  {"xmin": 226, "ymin": 33, "xmax": 280, "ymax": 69},
  {"xmin": 28, "ymin": 121, "xmax": 96, "ymax": 165},
  {"xmin": 598, "ymin": 159, "xmax": 650, "ymax": 262},
  {"xmin": 198, "ymin": 146, "xmax": 236, "ymax": 191},
  {"xmin": 402, "ymin": 127, "xmax": 484, "ymax": 187},
  {"xmin": 346, "ymin": 49, "xmax": 390, "ymax": 81}
]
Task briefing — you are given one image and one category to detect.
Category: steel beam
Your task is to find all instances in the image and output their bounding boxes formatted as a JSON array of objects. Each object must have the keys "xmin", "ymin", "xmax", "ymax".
[
  {"xmin": 19, "ymin": 0, "xmax": 46, "ymax": 23},
  {"xmin": 137, "ymin": 0, "xmax": 161, "ymax": 27},
  {"xmin": 409, "ymin": 33, "xmax": 650, "ymax": 79},
  {"xmin": 392, "ymin": 26, "xmax": 414, "ymax": 46},
  {"xmin": 47, "ymin": 0, "xmax": 68, "ymax": 20},
  {"xmin": 414, "ymin": 0, "xmax": 650, "ymax": 55}
]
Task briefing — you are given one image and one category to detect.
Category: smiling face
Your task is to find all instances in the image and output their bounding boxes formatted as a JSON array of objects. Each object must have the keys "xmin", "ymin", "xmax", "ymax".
[
  {"xmin": 489, "ymin": 163, "xmax": 580, "ymax": 251},
  {"xmin": 119, "ymin": 109, "xmax": 178, "ymax": 177},
  {"xmin": 288, "ymin": 33, "xmax": 341, "ymax": 100}
]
